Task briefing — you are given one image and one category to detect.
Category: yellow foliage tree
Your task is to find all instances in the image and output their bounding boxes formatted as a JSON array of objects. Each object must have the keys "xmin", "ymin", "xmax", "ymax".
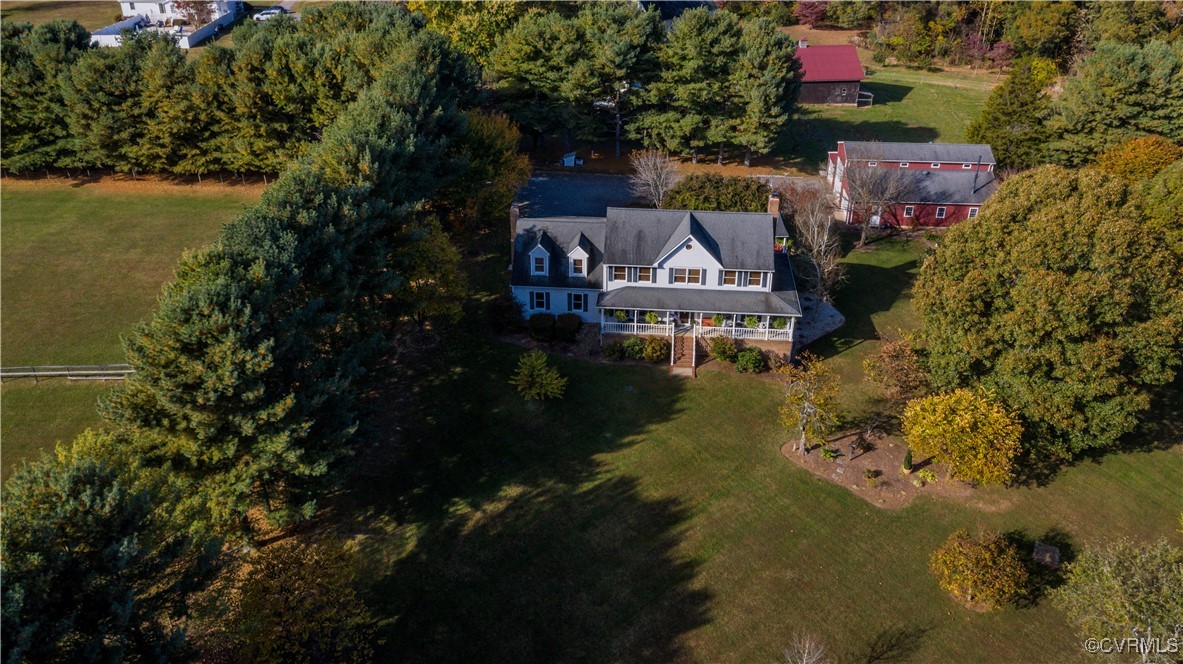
[
  {"xmin": 902, "ymin": 389, "xmax": 1022, "ymax": 486},
  {"xmin": 1093, "ymin": 135, "xmax": 1183, "ymax": 181},
  {"xmin": 930, "ymin": 529, "xmax": 1028, "ymax": 611},
  {"xmin": 778, "ymin": 352, "xmax": 841, "ymax": 455}
]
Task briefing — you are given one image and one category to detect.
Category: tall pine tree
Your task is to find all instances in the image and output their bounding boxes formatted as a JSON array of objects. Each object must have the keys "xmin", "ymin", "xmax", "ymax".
[{"xmin": 966, "ymin": 58, "xmax": 1054, "ymax": 169}]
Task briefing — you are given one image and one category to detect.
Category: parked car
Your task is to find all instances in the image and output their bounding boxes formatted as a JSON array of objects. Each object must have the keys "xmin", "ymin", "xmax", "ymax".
[{"xmin": 253, "ymin": 6, "xmax": 289, "ymax": 21}]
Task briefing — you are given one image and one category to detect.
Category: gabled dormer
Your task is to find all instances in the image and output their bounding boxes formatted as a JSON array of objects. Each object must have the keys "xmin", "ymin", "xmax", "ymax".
[
  {"xmin": 655, "ymin": 213, "xmax": 723, "ymax": 272},
  {"xmin": 528, "ymin": 237, "xmax": 550, "ymax": 276},
  {"xmin": 568, "ymin": 233, "xmax": 591, "ymax": 277}
]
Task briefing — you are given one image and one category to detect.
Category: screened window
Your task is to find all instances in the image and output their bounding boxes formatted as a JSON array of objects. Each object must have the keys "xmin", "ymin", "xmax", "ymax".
[
  {"xmin": 935, "ymin": 207, "xmax": 947, "ymax": 219},
  {"xmin": 747, "ymin": 272, "xmax": 763, "ymax": 287},
  {"xmin": 722, "ymin": 270, "xmax": 738, "ymax": 286},
  {"xmin": 903, "ymin": 206, "xmax": 915, "ymax": 218}
]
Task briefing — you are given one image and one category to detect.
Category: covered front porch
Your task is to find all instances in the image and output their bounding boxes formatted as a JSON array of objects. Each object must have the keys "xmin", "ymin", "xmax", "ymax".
[{"xmin": 599, "ymin": 309, "xmax": 796, "ymax": 341}]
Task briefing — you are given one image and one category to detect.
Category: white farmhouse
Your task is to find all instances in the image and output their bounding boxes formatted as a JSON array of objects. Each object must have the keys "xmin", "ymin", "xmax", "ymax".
[
  {"xmin": 510, "ymin": 196, "xmax": 801, "ymax": 372},
  {"xmin": 91, "ymin": 1, "xmax": 243, "ymax": 49}
]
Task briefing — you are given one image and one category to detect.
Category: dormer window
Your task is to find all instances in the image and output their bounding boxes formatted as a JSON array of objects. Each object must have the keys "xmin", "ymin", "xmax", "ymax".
[
  {"xmin": 747, "ymin": 272, "xmax": 763, "ymax": 287},
  {"xmin": 532, "ymin": 256, "xmax": 547, "ymax": 274},
  {"xmin": 570, "ymin": 258, "xmax": 585, "ymax": 276}
]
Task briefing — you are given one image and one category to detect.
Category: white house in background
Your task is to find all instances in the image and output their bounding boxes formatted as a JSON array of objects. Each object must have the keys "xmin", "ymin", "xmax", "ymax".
[
  {"xmin": 509, "ymin": 196, "xmax": 802, "ymax": 371},
  {"xmin": 91, "ymin": 1, "xmax": 242, "ymax": 49},
  {"xmin": 117, "ymin": 1, "xmax": 240, "ymax": 22}
]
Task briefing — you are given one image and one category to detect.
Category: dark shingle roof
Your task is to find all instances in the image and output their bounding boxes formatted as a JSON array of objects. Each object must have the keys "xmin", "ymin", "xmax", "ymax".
[
  {"xmin": 604, "ymin": 208, "xmax": 776, "ymax": 271},
  {"xmin": 511, "ymin": 217, "xmax": 606, "ymax": 290},
  {"xmin": 796, "ymin": 45, "xmax": 864, "ymax": 83},
  {"xmin": 844, "ymin": 142, "xmax": 996, "ymax": 165},
  {"xmin": 902, "ymin": 170, "xmax": 998, "ymax": 205},
  {"xmin": 598, "ymin": 255, "xmax": 801, "ymax": 316}
]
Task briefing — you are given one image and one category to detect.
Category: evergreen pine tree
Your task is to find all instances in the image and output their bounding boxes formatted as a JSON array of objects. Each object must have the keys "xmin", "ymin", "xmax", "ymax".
[
  {"xmin": 732, "ymin": 18, "xmax": 801, "ymax": 167},
  {"xmin": 966, "ymin": 58, "xmax": 1054, "ymax": 169}
]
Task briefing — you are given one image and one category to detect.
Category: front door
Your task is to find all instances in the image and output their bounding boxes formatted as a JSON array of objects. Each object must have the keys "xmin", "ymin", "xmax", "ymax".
[{"xmin": 677, "ymin": 311, "xmax": 692, "ymax": 325}]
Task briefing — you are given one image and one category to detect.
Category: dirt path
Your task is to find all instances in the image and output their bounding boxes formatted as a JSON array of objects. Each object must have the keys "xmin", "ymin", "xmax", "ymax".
[{"xmin": 1, "ymin": 172, "xmax": 267, "ymax": 196}]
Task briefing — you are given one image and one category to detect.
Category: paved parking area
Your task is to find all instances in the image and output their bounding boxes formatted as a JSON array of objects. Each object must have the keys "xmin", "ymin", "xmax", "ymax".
[{"xmin": 517, "ymin": 171, "xmax": 634, "ymax": 218}]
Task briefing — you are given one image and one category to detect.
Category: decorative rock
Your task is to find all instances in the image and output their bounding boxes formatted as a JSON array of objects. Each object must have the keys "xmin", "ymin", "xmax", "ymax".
[{"xmin": 1033, "ymin": 542, "xmax": 1061, "ymax": 568}]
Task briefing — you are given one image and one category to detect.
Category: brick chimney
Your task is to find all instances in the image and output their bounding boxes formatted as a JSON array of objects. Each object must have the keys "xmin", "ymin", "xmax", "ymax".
[
  {"xmin": 509, "ymin": 203, "xmax": 521, "ymax": 260},
  {"xmin": 767, "ymin": 192, "xmax": 781, "ymax": 218}
]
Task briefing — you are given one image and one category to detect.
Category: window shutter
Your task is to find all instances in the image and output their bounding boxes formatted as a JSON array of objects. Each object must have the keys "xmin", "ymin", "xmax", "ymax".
[
  {"xmin": 567, "ymin": 293, "xmax": 572, "ymax": 311},
  {"xmin": 545, "ymin": 292, "xmax": 550, "ymax": 309}
]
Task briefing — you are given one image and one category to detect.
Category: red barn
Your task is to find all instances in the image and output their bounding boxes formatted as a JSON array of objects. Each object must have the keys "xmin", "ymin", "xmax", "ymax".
[
  {"xmin": 825, "ymin": 141, "xmax": 998, "ymax": 227},
  {"xmin": 795, "ymin": 43, "xmax": 865, "ymax": 105}
]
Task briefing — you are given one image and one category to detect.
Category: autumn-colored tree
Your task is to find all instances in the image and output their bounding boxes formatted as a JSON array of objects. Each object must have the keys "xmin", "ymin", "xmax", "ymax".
[
  {"xmin": 902, "ymin": 390, "xmax": 1022, "ymax": 486},
  {"xmin": 1092, "ymin": 135, "xmax": 1183, "ymax": 181},
  {"xmin": 224, "ymin": 540, "xmax": 376, "ymax": 664},
  {"xmin": 778, "ymin": 352, "xmax": 841, "ymax": 455},
  {"xmin": 794, "ymin": 0, "xmax": 829, "ymax": 27},
  {"xmin": 1053, "ymin": 539, "xmax": 1183, "ymax": 651},
  {"xmin": 930, "ymin": 529, "xmax": 1028, "ymax": 611},
  {"xmin": 862, "ymin": 332, "xmax": 929, "ymax": 406},
  {"xmin": 511, "ymin": 350, "xmax": 568, "ymax": 402},
  {"xmin": 914, "ymin": 166, "xmax": 1183, "ymax": 457},
  {"xmin": 1143, "ymin": 159, "xmax": 1183, "ymax": 257}
]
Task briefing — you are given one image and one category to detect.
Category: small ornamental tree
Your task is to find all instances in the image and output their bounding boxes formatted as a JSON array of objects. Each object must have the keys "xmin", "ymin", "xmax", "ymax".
[
  {"xmin": 1091, "ymin": 135, "xmax": 1183, "ymax": 181},
  {"xmin": 510, "ymin": 350, "xmax": 568, "ymax": 401},
  {"xmin": 1053, "ymin": 539, "xmax": 1183, "ymax": 651},
  {"xmin": 902, "ymin": 390, "xmax": 1022, "ymax": 486},
  {"xmin": 930, "ymin": 529, "xmax": 1028, "ymax": 611},
  {"xmin": 778, "ymin": 352, "xmax": 841, "ymax": 455},
  {"xmin": 862, "ymin": 332, "xmax": 929, "ymax": 406}
]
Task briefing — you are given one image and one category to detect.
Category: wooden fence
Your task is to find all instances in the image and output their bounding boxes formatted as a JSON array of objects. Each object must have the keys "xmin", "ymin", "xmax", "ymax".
[{"xmin": 0, "ymin": 364, "xmax": 134, "ymax": 382}]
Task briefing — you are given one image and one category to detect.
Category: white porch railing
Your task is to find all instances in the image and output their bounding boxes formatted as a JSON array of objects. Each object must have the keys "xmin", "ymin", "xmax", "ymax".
[
  {"xmin": 602, "ymin": 322, "xmax": 674, "ymax": 336},
  {"xmin": 694, "ymin": 325, "xmax": 793, "ymax": 341}
]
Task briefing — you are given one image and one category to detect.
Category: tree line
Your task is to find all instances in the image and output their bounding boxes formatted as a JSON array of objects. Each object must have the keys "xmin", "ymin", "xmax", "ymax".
[
  {"xmin": 791, "ymin": 1, "xmax": 1183, "ymax": 71},
  {"xmin": 2, "ymin": 5, "xmax": 448, "ymax": 176},
  {"xmin": 485, "ymin": 3, "xmax": 801, "ymax": 166},
  {"xmin": 1, "ymin": 4, "xmax": 528, "ymax": 661}
]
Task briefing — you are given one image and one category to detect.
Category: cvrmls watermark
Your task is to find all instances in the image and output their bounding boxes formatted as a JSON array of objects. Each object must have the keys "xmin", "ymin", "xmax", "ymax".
[{"xmin": 1082, "ymin": 636, "xmax": 1180, "ymax": 656}]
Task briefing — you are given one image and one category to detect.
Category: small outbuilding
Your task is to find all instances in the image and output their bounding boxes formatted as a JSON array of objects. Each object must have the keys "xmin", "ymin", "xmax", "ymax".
[{"xmin": 795, "ymin": 43, "xmax": 865, "ymax": 105}]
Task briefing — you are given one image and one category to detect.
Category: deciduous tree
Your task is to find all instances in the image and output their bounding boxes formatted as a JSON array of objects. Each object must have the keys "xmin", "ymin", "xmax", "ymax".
[
  {"xmin": 914, "ymin": 166, "xmax": 1183, "ymax": 457},
  {"xmin": 902, "ymin": 389, "xmax": 1022, "ymax": 486},
  {"xmin": 1092, "ymin": 135, "xmax": 1183, "ymax": 181},
  {"xmin": 628, "ymin": 150, "xmax": 681, "ymax": 207},
  {"xmin": 863, "ymin": 332, "xmax": 929, "ymax": 405},
  {"xmin": 778, "ymin": 351, "xmax": 841, "ymax": 456},
  {"xmin": 842, "ymin": 151, "xmax": 916, "ymax": 246},
  {"xmin": 930, "ymin": 529, "xmax": 1028, "ymax": 611},
  {"xmin": 663, "ymin": 173, "xmax": 771, "ymax": 212},
  {"xmin": 1053, "ymin": 539, "xmax": 1183, "ymax": 653},
  {"xmin": 788, "ymin": 184, "xmax": 845, "ymax": 302}
]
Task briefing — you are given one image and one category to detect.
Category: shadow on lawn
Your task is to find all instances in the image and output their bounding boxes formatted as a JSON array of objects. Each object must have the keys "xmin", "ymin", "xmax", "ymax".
[
  {"xmin": 848, "ymin": 623, "xmax": 933, "ymax": 664},
  {"xmin": 330, "ymin": 322, "xmax": 709, "ymax": 661},
  {"xmin": 781, "ymin": 118, "xmax": 937, "ymax": 168},
  {"xmin": 807, "ymin": 257, "xmax": 919, "ymax": 361}
]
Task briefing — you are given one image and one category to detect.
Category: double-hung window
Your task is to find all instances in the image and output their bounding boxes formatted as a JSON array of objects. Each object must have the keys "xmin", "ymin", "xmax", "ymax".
[
  {"xmin": 530, "ymin": 291, "xmax": 549, "ymax": 310},
  {"xmin": 722, "ymin": 270, "xmax": 738, "ymax": 286},
  {"xmin": 935, "ymin": 206, "xmax": 947, "ymax": 219},
  {"xmin": 610, "ymin": 266, "xmax": 627, "ymax": 282},
  {"xmin": 672, "ymin": 268, "xmax": 703, "ymax": 285},
  {"xmin": 568, "ymin": 292, "xmax": 587, "ymax": 312},
  {"xmin": 570, "ymin": 258, "xmax": 585, "ymax": 276},
  {"xmin": 532, "ymin": 256, "xmax": 546, "ymax": 275},
  {"xmin": 747, "ymin": 272, "xmax": 763, "ymax": 287},
  {"xmin": 903, "ymin": 205, "xmax": 915, "ymax": 218},
  {"xmin": 637, "ymin": 267, "xmax": 654, "ymax": 283}
]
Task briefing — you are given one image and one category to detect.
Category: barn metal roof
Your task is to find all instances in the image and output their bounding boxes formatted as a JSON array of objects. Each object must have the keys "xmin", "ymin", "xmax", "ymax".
[
  {"xmin": 795, "ymin": 45, "xmax": 865, "ymax": 83},
  {"xmin": 843, "ymin": 141, "xmax": 997, "ymax": 165}
]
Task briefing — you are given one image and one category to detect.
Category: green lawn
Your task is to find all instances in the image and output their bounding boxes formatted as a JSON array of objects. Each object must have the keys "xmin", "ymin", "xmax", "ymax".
[
  {"xmin": 783, "ymin": 65, "xmax": 1000, "ymax": 170},
  {"xmin": 0, "ymin": 181, "xmax": 259, "ymax": 475},
  {"xmin": 334, "ymin": 236, "xmax": 1182, "ymax": 663},
  {"xmin": 0, "ymin": 1, "xmax": 120, "ymax": 30}
]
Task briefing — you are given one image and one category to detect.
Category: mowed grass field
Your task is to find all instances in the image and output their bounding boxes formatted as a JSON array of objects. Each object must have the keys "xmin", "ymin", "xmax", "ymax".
[
  {"xmin": 337, "ymin": 237, "xmax": 1182, "ymax": 663},
  {"xmin": 1, "ymin": 180, "xmax": 259, "ymax": 476},
  {"xmin": 0, "ymin": 1, "xmax": 119, "ymax": 30}
]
